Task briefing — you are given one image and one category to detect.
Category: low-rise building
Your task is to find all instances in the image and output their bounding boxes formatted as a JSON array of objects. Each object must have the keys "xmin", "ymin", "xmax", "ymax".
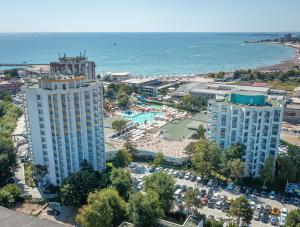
[
  {"xmin": 206, "ymin": 92, "xmax": 284, "ymax": 177},
  {"xmin": 104, "ymin": 72, "xmax": 130, "ymax": 82},
  {"xmin": 0, "ymin": 80, "xmax": 21, "ymax": 94}
]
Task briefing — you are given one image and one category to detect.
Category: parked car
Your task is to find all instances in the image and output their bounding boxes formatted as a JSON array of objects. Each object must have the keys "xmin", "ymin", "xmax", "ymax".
[
  {"xmin": 190, "ymin": 175, "xmax": 197, "ymax": 182},
  {"xmin": 255, "ymin": 204, "xmax": 264, "ymax": 213},
  {"xmin": 213, "ymin": 180, "xmax": 219, "ymax": 188},
  {"xmin": 271, "ymin": 215, "xmax": 279, "ymax": 226},
  {"xmin": 264, "ymin": 205, "xmax": 272, "ymax": 214},
  {"xmin": 215, "ymin": 200, "xmax": 223, "ymax": 209},
  {"xmin": 221, "ymin": 202, "xmax": 230, "ymax": 212},
  {"xmin": 201, "ymin": 197, "xmax": 209, "ymax": 205},
  {"xmin": 226, "ymin": 197, "xmax": 234, "ymax": 205},
  {"xmin": 293, "ymin": 197, "xmax": 300, "ymax": 206},
  {"xmin": 196, "ymin": 176, "xmax": 202, "ymax": 183},
  {"xmin": 184, "ymin": 172, "xmax": 191, "ymax": 180},
  {"xmin": 281, "ymin": 208, "xmax": 288, "ymax": 217},
  {"xmin": 269, "ymin": 191, "xmax": 276, "ymax": 200},
  {"xmin": 254, "ymin": 211, "xmax": 261, "ymax": 221},
  {"xmin": 172, "ymin": 171, "xmax": 179, "ymax": 177},
  {"xmin": 253, "ymin": 189, "xmax": 261, "ymax": 196},
  {"xmin": 280, "ymin": 216, "xmax": 286, "ymax": 226},
  {"xmin": 178, "ymin": 171, "xmax": 185, "ymax": 179},
  {"xmin": 201, "ymin": 177, "xmax": 209, "ymax": 185},
  {"xmin": 226, "ymin": 182, "xmax": 235, "ymax": 191},
  {"xmin": 220, "ymin": 181, "xmax": 227, "ymax": 189},
  {"xmin": 272, "ymin": 207, "xmax": 280, "ymax": 216},
  {"xmin": 283, "ymin": 196, "xmax": 293, "ymax": 204},
  {"xmin": 240, "ymin": 186, "xmax": 247, "ymax": 194},
  {"xmin": 246, "ymin": 187, "xmax": 254, "ymax": 195},
  {"xmin": 261, "ymin": 190, "xmax": 268, "ymax": 198},
  {"xmin": 261, "ymin": 213, "xmax": 269, "ymax": 223},
  {"xmin": 211, "ymin": 193, "xmax": 220, "ymax": 202},
  {"xmin": 199, "ymin": 189, "xmax": 206, "ymax": 198},
  {"xmin": 207, "ymin": 201, "xmax": 215, "ymax": 209},
  {"xmin": 181, "ymin": 185, "xmax": 187, "ymax": 192},
  {"xmin": 207, "ymin": 179, "xmax": 214, "ymax": 187},
  {"xmin": 47, "ymin": 209, "xmax": 60, "ymax": 216}
]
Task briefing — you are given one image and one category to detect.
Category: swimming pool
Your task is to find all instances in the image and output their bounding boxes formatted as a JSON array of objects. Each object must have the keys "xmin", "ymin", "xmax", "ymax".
[{"xmin": 122, "ymin": 111, "xmax": 163, "ymax": 124}]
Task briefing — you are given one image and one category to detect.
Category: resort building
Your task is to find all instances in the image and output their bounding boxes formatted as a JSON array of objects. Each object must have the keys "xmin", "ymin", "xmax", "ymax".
[
  {"xmin": 206, "ymin": 92, "xmax": 284, "ymax": 177},
  {"xmin": 122, "ymin": 77, "xmax": 175, "ymax": 96},
  {"xmin": 0, "ymin": 80, "xmax": 21, "ymax": 94},
  {"xmin": 23, "ymin": 74, "xmax": 105, "ymax": 186},
  {"xmin": 50, "ymin": 54, "xmax": 96, "ymax": 80},
  {"xmin": 103, "ymin": 72, "xmax": 130, "ymax": 82}
]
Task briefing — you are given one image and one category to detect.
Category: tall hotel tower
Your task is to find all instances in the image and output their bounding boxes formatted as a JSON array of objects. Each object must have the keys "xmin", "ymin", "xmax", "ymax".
[
  {"xmin": 24, "ymin": 74, "xmax": 105, "ymax": 185},
  {"xmin": 206, "ymin": 92, "xmax": 284, "ymax": 177}
]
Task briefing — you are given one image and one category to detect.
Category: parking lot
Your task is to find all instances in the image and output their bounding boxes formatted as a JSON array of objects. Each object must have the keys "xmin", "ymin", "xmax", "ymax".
[{"xmin": 130, "ymin": 163, "xmax": 298, "ymax": 227}]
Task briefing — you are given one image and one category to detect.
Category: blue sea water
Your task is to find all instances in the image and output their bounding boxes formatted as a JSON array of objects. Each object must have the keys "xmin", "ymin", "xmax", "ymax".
[{"xmin": 0, "ymin": 32, "xmax": 296, "ymax": 76}]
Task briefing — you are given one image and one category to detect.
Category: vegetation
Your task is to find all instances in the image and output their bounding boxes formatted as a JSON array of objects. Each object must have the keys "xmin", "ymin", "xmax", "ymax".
[
  {"xmin": 117, "ymin": 93, "xmax": 130, "ymax": 107},
  {"xmin": 127, "ymin": 191, "xmax": 164, "ymax": 227},
  {"xmin": 183, "ymin": 188, "xmax": 201, "ymax": 213},
  {"xmin": 261, "ymin": 156, "xmax": 275, "ymax": 187},
  {"xmin": 111, "ymin": 119, "xmax": 128, "ymax": 133},
  {"xmin": 0, "ymin": 97, "xmax": 22, "ymax": 187},
  {"xmin": 228, "ymin": 196, "xmax": 253, "ymax": 226},
  {"xmin": 60, "ymin": 161, "xmax": 108, "ymax": 207},
  {"xmin": 0, "ymin": 184, "xmax": 22, "ymax": 208},
  {"xmin": 76, "ymin": 188, "xmax": 127, "ymax": 227},
  {"xmin": 144, "ymin": 172, "xmax": 175, "ymax": 213},
  {"xmin": 109, "ymin": 168, "xmax": 134, "ymax": 200},
  {"xmin": 112, "ymin": 148, "xmax": 132, "ymax": 168},
  {"xmin": 197, "ymin": 124, "xmax": 205, "ymax": 139},
  {"xmin": 152, "ymin": 151, "xmax": 165, "ymax": 167},
  {"xmin": 24, "ymin": 163, "xmax": 37, "ymax": 187},
  {"xmin": 286, "ymin": 209, "xmax": 300, "ymax": 227},
  {"xmin": 176, "ymin": 93, "xmax": 207, "ymax": 112},
  {"xmin": 190, "ymin": 139, "xmax": 221, "ymax": 177}
]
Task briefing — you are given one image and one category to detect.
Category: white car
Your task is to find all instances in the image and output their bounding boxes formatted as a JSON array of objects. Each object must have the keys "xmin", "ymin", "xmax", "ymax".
[
  {"xmin": 280, "ymin": 216, "xmax": 286, "ymax": 226},
  {"xmin": 269, "ymin": 191, "xmax": 276, "ymax": 200},
  {"xmin": 281, "ymin": 208, "xmax": 288, "ymax": 217},
  {"xmin": 184, "ymin": 172, "xmax": 191, "ymax": 180}
]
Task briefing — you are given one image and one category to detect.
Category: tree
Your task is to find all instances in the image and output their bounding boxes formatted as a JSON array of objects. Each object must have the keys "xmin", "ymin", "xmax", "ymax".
[
  {"xmin": 124, "ymin": 141, "xmax": 139, "ymax": 156},
  {"xmin": 80, "ymin": 159, "xmax": 94, "ymax": 172},
  {"xmin": 111, "ymin": 119, "xmax": 127, "ymax": 133},
  {"xmin": 76, "ymin": 188, "xmax": 126, "ymax": 227},
  {"xmin": 105, "ymin": 88, "xmax": 115, "ymax": 100},
  {"xmin": 197, "ymin": 124, "xmax": 205, "ymax": 139},
  {"xmin": 229, "ymin": 196, "xmax": 253, "ymax": 226},
  {"xmin": 191, "ymin": 139, "xmax": 221, "ymax": 176},
  {"xmin": 117, "ymin": 93, "xmax": 129, "ymax": 107},
  {"xmin": 60, "ymin": 170, "xmax": 101, "ymax": 207},
  {"xmin": 206, "ymin": 219, "xmax": 224, "ymax": 227},
  {"xmin": 228, "ymin": 159, "xmax": 245, "ymax": 181},
  {"xmin": 0, "ymin": 137, "xmax": 17, "ymax": 186},
  {"xmin": 0, "ymin": 184, "xmax": 21, "ymax": 208},
  {"xmin": 261, "ymin": 156, "xmax": 275, "ymax": 187},
  {"xmin": 184, "ymin": 188, "xmax": 201, "ymax": 213},
  {"xmin": 127, "ymin": 191, "xmax": 164, "ymax": 227},
  {"xmin": 152, "ymin": 152, "xmax": 164, "ymax": 167},
  {"xmin": 113, "ymin": 148, "xmax": 132, "ymax": 168},
  {"xmin": 110, "ymin": 168, "xmax": 133, "ymax": 200},
  {"xmin": 144, "ymin": 172, "xmax": 174, "ymax": 213},
  {"xmin": 286, "ymin": 209, "xmax": 300, "ymax": 227}
]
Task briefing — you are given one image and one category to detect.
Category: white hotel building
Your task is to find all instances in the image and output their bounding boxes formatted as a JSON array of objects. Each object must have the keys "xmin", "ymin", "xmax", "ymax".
[
  {"xmin": 206, "ymin": 92, "xmax": 284, "ymax": 177},
  {"xmin": 24, "ymin": 75, "xmax": 105, "ymax": 185}
]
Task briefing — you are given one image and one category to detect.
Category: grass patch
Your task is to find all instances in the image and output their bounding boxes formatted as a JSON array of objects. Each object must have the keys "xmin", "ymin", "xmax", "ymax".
[
  {"xmin": 268, "ymin": 79, "xmax": 300, "ymax": 91},
  {"xmin": 24, "ymin": 163, "xmax": 37, "ymax": 187}
]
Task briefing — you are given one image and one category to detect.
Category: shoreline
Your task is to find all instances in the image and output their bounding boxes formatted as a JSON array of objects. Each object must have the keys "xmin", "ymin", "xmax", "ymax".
[{"xmin": 4, "ymin": 42, "xmax": 300, "ymax": 81}]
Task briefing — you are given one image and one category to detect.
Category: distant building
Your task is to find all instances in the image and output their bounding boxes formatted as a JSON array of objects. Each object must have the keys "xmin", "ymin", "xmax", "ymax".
[
  {"xmin": 23, "ymin": 74, "xmax": 105, "ymax": 186},
  {"xmin": 0, "ymin": 81, "xmax": 21, "ymax": 94},
  {"xmin": 122, "ymin": 77, "xmax": 174, "ymax": 96},
  {"xmin": 104, "ymin": 72, "xmax": 130, "ymax": 82},
  {"xmin": 206, "ymin": 92, "xmax": 284, "ymax": 177},
  {"xmin": 50, "ymin": 54, "xmax": 96, "ymax": 80},
  {"xmin": 284, "ymin": 103, "xmax": 300, "ymax": 123}
]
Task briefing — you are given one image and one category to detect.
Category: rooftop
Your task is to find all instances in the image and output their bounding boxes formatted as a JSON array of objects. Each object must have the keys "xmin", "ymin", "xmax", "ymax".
[
  {"xmin": 123, "ymin": 77, "xmax": 158, "ymax": 84},
  {"xmin": 0, "ymin": 206, "xmax": 64, "ymax": 227}
]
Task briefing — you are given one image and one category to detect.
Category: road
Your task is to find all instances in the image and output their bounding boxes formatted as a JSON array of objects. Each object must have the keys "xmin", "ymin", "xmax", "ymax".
[{"xmin": 131, "ymin": 164, "xmax": 298, "ymax": 227}]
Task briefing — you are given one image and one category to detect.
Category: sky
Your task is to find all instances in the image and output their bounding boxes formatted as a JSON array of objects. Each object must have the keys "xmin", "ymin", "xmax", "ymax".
[{"xmin": 0, "ymin": 0, "xmax": 299, "ymax": 32}]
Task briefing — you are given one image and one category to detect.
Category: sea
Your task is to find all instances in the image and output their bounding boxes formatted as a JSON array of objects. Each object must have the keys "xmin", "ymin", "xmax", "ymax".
[{"xmin": 0, "ymin": 32, "xmax": 296, "ymax": 76}]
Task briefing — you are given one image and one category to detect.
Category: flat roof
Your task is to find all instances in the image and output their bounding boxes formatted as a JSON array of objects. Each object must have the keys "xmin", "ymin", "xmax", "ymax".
[
  {"xmin": 0, "ymin": 206, "xmax": 64, "ymax": 227},
  {"xmin": 123, "ymin": 77, "xmax": 158, "ymax": 84},
  {"xmin": 286, "ymin": 104, "xmax": 300, "ymax": 110}
]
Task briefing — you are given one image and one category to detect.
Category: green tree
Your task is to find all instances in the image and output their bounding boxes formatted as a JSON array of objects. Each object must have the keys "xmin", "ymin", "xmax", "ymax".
[
  {"xmin": 124, "ymin": 141, "xmax": 139, "ymax": 157},
  {"xmin": 60, "ymin": 170, "xmax": 101, "ymax": 207},
  {"xmin": 76, "ymin": 188, "xmax": 127, "ymax": 227},
  {"xmin": 80, "ymin": 159, "xmax": 94, "ymax": 172},
  {"xmin": 206, "ymin": 219, "xmax": 224, "ymax": 227},
  {"xmin": 229, "ymin": 196, "xmax": 253, "ymax": 227},
  {"xmin": 0, "ymin": 184, "xmax": 21, "ymax": 208},
  {"xmin": 197, "ymin": 124, "xmax": 205, "ymax": 139},
  {"xmin": 286, "ymin": 209, "xmax": 300, "ymax": 227},
  {"xmin": 112, "ymin": 148, "xmax": 132, "ymax": 168},
  {"xmin": 117, "ymin": 93, "xmax": 129, "ymax": 107},
  {"xmin": 191, "ymin": 139, "xmax": 221, "ymax": 176},
  {"xmin": 111, "ymin": 119, "xmax": 127, "ymax": 133},
  {"xmin": 152, "ymin": 152, "xmax": 164, "ymax": 167},
  {"xmin": 228, "ymin": 159, "xmax": 245, "ymax": 181},
  {"xmin": 144, "ymin": 172, "xmax": 174, "ymax": 213},
  {"xmin": 105, "ymin": 88, "xmax": 115, "ymax": 100},
  {"xmin": 184, "ymin": 188, "xmax": 201, "ymax": 213},
  {"xmin": 127, "ymin": 191, "xmax": 164, "ymax": 227},
  {"xmin": 110, "ymin": 168, "xmax": 133, "ymax": 200},
  {"xmin": 261, "ymin": 156, "xmax": 275, "ymax": 187}
]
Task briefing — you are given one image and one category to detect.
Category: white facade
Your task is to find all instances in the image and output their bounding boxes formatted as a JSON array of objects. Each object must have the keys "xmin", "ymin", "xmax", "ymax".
[
  {"xmin": 206, "ymin": 94, "xmax": 284, "ymax": 177},
  {"xmin": 24, "ymin": 75, "xmax": 105, "ymax": 185}
]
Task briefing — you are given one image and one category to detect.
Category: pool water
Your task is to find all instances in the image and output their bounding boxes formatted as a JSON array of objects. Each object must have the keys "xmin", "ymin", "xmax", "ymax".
[{"xmin": 122, "ymin": 111, "xmax": 163, "ymax": 124}]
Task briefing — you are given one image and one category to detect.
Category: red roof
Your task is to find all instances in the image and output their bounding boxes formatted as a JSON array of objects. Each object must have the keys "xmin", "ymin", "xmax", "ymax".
[{"xmin": 252, "ymin": 82, "xmax": 268, "ymax": 87}]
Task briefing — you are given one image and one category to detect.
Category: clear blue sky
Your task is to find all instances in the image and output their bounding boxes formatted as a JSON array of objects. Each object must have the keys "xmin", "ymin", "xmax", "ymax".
[{"xmin": 1, "ymin": 0, "xmax": 299, "ymax": 32}]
